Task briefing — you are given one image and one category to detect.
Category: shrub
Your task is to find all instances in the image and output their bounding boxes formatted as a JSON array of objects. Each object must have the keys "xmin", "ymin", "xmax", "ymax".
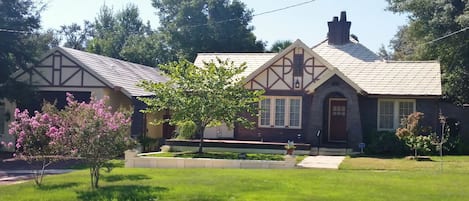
[
  {"xmin": 365, "ymin": 131, "xmax": 408, "ymax": 156},
  {"xmin": 176, "ymin": 121, "xmax": 196, "ymax": 139},
  {"xmin": 396, "ymin": 112, "xmax": 434, "ymax": 157}
]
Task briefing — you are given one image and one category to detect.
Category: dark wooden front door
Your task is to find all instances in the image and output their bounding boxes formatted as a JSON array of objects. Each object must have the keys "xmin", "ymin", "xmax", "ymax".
[{"xmin": 329, "ymin": 99, "xmax": 347, "ymax": 141}]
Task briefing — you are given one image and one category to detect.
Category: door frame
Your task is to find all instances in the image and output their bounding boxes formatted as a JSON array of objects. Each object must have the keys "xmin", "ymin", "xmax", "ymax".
[{"xmin": 327, "ymin": 98, "xmax": 347, "ymax": 142}]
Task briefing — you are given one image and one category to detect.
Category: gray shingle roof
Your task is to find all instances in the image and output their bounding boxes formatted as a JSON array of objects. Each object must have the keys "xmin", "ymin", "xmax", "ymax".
[
  {"xmin": 194, "ymin": 53, "xmax": 277, "ymax": 79},
  {"xmin": 312, "ymin": 40, "xmax": 442, "ymax": 96},
  {"xmin": 59, "ymin": 47, "xmax": 168, "ymax": 97}
]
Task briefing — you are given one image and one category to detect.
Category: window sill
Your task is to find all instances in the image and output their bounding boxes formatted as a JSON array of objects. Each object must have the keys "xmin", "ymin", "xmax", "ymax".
[{"xmin": 258, "ymin": 126, "xmax": 302, "ymax": 129}]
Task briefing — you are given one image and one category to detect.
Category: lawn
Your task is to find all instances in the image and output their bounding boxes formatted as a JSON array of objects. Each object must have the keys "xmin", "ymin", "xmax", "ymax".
[{"xmin": 0, "ymin": 156, "xmax": 468, "ymax": 201}]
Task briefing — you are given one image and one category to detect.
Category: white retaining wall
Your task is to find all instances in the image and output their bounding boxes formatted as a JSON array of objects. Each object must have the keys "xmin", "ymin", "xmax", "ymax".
[{"xmin": 125, "ymin": 150, "xmax": 296, "ymax": 169}]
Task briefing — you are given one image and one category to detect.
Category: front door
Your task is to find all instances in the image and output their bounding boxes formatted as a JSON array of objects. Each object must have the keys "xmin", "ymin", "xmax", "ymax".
[{"xmin": 328, "ymin": 99, "xmax": 347, "ymax": 142}]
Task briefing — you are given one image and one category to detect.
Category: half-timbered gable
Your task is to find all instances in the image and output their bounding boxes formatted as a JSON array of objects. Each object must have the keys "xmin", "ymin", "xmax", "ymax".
[
  {"xmin": 1, "ymin": 47, "xmax": 170, "ymax": 151},
  {"xmin": 244, "ymin": 40, "xmax": 329, "ymax": 92},
  {"xmin": 12, "ymin": 49, "xmax": 107, "ymax": 89}
]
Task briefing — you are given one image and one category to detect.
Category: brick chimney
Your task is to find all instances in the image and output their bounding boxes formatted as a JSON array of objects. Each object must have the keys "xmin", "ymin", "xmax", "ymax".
[{"xmin": 327, "ymin": 11, "xmax": 351, "ymax": 45}]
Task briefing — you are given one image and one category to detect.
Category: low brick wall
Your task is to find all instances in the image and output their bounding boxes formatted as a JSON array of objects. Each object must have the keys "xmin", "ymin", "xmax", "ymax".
[{"xmin": 124, "ymin": 150, "xmax": 296, "ymax": 169}]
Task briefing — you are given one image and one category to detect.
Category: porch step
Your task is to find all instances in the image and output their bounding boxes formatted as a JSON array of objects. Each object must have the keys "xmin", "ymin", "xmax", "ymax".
[{"xmin": 310, "ymin": 147, "xmax": 357, "ymax": 156}]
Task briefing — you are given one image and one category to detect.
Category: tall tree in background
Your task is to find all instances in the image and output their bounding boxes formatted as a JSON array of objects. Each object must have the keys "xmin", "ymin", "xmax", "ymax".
[
  {"xmin": 270, "ymin": 40, "xmax": 292, "ymax": 53},
  {"xmin": 0, "ymin": 0, "xmax": 56, "ymax": 103},
  {"xmin": 58, "ymin": 21, "xmax": 93, "ymax": 50},
  {"xmin": 387, "ymin": 0, "xmax": 469, "ymax": 105},
  {"xmin": 152, "ymin": 0, "xmax": 265, "ymax": 61},
  {"xmin": 87, "ymin": 4, "xmax": 147, "ymax": 59}
]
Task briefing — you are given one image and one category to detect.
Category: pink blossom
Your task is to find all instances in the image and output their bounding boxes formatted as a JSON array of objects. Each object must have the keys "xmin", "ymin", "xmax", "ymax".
[{"xmin": 7, "ymin": 142, "xmax": 13, "ymax": 148}]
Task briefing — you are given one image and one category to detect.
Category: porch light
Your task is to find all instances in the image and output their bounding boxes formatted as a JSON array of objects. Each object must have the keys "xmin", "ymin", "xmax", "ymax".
[{"xmin": 295, "ymin": 79, "xmax": 300, "ymax": 88}]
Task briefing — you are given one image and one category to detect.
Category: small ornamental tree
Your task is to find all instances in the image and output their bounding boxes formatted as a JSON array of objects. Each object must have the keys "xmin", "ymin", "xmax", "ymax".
[
  {"xmin": 62, "ymin": 93, "xmax": 136, "ymax": 189},
  {"xmin": 6, "ymin": 103, "xmax": 68, "ymax": 186},
  {"xmin": 396, "ymin": 112, "xmax": 433, "ymax": 158},
  {"xmin": 138, "ymin": 59, "xmax": 264, "ymax": 153}
]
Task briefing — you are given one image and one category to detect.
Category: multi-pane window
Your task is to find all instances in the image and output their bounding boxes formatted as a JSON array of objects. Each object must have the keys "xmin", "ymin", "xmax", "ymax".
[
  {"xmin": 399, "ymin": 102, "xmax": 414, "ymax": 123},
  {"xmin": 378, "ymin": 99, "xmax": 415, "ymax": 130},
  {"xmin": 289, "ymin": 99, "xmax": 301, "ymax": 127},
  {"xmin": 260, "ymin": 99, "xmax": 271, "ymax": 126},
  {"xmin": 275, "ymin": 99, "xmax": 285, "ymax": 126},
  {"xmin": 259, "ymin": 96, "xmax": 302, "ymax": 129}
]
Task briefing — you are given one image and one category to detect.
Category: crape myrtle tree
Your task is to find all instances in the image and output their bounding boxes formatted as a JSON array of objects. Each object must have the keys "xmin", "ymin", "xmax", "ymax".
[
  {"xmin": 138, "ymin": 59, "xmax": 264, "ymax": 153},
  {"xmin": 62, "ymin": 93, "xmax": 136, "ymax": 189},
  {"xmin": 5, "ymin": 103, "xmax": 68, "ymax": 186},
  {"xmin": 6, "ymin": 93, "xmax": 135, "ymax": 188}
]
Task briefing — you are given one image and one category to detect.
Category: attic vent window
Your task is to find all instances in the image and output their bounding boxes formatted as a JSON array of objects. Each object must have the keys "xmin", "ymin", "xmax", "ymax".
[{"xmin": 293, "ymin": 54, "xmax": 304, "ymax": 76}]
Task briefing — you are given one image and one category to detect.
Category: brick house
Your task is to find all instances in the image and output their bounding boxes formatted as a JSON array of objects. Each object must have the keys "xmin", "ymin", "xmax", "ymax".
[{"xmin": 194, "ymin": 12, "xmax": 444, "ymax": 150}]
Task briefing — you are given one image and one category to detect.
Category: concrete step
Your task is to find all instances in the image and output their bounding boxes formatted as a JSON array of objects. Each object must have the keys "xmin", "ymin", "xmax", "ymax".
[{"xmin": 310, "ymin": 147, "xmax": 357, "ymax": 156}]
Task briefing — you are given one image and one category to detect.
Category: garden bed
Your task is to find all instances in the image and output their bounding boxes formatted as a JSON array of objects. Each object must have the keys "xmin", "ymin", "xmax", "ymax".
[
  {"xmin": 125, "ymin": 150, "xmax": 296, "ymax": 169},
  {"xmin": 144, "ymin": 151, "xmax": 285, "ymax": 161}
]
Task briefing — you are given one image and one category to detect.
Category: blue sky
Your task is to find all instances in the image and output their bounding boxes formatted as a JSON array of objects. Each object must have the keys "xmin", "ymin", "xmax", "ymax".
[{"xmin": 40, "ymin": 0, "xmax": 408, "ymax": 52}]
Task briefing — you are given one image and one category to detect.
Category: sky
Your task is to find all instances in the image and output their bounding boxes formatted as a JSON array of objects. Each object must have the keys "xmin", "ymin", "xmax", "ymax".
[{"xmin": 40, "ymin": 0, "xmax": 409, "ymax": 52}]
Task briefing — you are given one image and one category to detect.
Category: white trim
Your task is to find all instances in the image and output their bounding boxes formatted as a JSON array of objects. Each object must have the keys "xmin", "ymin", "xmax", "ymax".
[
  {"xmin": 377, "ymin": 99, "xmax": 416, "ymax": 131},
  {"xmin": 328, "ymin": 98, "xmax": 347, "ymax": 142},
  {"xmin": 258, "ymin": 96, "xmax": 302, "ymax": 129}
]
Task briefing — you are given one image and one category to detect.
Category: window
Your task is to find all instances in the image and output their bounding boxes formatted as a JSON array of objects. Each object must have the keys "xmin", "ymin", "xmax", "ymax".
[
  {"xmin": 259, "ymin": 96, "xmax": 302, "ymax": 129},
  {"xmin": 259, "ymin": 99, "xmax": 271, "ymax": 126},
  {"xmin": 289, "ymin": 99, "xmax": 301, "ymax": 127},
  {"xmin": 378, "ymin": 99, "xmax": 415, "ymax": 130},
  {"xmin": 275, "ymin": 99, "xmax": 285, "ymax": 126},
  {"xmin": 293, "ymin": 54, "xmax": 304, "ymax": 76}
]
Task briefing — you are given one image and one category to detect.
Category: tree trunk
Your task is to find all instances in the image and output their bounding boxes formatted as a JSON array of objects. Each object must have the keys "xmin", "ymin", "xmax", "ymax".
[
  {"xmin": 197, "ymin": 126, "xmax": 206, "ymax": 154},
  {"xmin": 90, "ymin": 166, "xmax": 100, "ymax": 189}
]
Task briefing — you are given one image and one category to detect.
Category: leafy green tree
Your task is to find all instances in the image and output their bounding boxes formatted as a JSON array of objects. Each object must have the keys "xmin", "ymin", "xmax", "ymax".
[
  {"xmin": 386, "ymin": 0, "xmax": 469, "ymax": 105},
  {"xmin": 138, "ymin": 59, "xmax": 264, "ymax": 153},
  {"xmin": 87, "ymin": 4, "xmax": 147, "ymax": 59},
  {"xmin": 152, "ymin": 0, "xmax": 265, "ymax": 61},
  {"xmin": 270, "ymin": 40, "xmax": 292, "ymax": 53},
  {"xmin": 0, "ymin": 0, "xmax": 41, "ymax": 98},
  {"xmin": 58, "ymin": 21, "xmax": 93, "ymax": 50},
  {"xmin": 120, "ymin": 33, "xmax": 177, "ymax": 67},
  {"xmin": 0, "ymin": 1, "xmax": 59, "ymax": 104}
]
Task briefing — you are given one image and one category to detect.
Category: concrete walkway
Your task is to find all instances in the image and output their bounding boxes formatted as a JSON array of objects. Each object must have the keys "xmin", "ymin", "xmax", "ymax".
[
  {"xmin": 297, "ymin": 156, "xmax": 345, "ymax": 169},
  {"xmin": 0, "ymin": 169, "xmax": 74, "ymax": 185}
]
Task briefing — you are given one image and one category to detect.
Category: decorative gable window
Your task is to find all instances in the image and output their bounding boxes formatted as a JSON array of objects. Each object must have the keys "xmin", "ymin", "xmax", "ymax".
[
  {"xmin": 293, "ymin": 54, "xmax": 304, "ymax": 76},
  {"xmin": 259, "ymin": 96, "xmax": 302, "ymax": 129},
  {"xmin": 377, "ymin": 99, "xmax": 415, "ymax": 130}
]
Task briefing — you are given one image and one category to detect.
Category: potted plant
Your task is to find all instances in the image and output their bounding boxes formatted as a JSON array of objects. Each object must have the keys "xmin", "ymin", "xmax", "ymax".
[{"xmin": 285, "ymin": 140, "xmax": 296, "ymax": 155}]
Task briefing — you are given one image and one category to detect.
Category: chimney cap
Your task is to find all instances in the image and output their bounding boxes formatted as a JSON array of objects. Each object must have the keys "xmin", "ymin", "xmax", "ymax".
[{"xmin": 340, "ymin": 11, "xmax": 347, "ymax": 22}]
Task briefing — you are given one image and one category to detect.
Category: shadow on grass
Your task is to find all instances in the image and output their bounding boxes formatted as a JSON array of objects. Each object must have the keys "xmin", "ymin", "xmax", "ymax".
[
  {"xmin": 77, "ymin": 185, "xmax": 168, "ymax": 201},
  {"xmin": 103, "ymin": 174, "xmax": 151, "ymax": 182},
  {"xmin": 348, "ymin": 154, "xmax": 408, "ymax": 159},
  {"xmin": 38, "ymin": 182, "xmax": 79, "ymax": 190}
]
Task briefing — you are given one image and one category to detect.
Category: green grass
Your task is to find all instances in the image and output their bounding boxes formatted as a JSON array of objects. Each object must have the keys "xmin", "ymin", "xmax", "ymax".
[
  {"xmin": 340, "ymin": 155, "xmax": 469, "ymax": 173},
  {"xmin": 1, "ymin": 156, "xmax": 468, "ymax": 201},
  {"xmin": 145, "ymin": 151, "xmax": 286, "ymax": 161}
]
